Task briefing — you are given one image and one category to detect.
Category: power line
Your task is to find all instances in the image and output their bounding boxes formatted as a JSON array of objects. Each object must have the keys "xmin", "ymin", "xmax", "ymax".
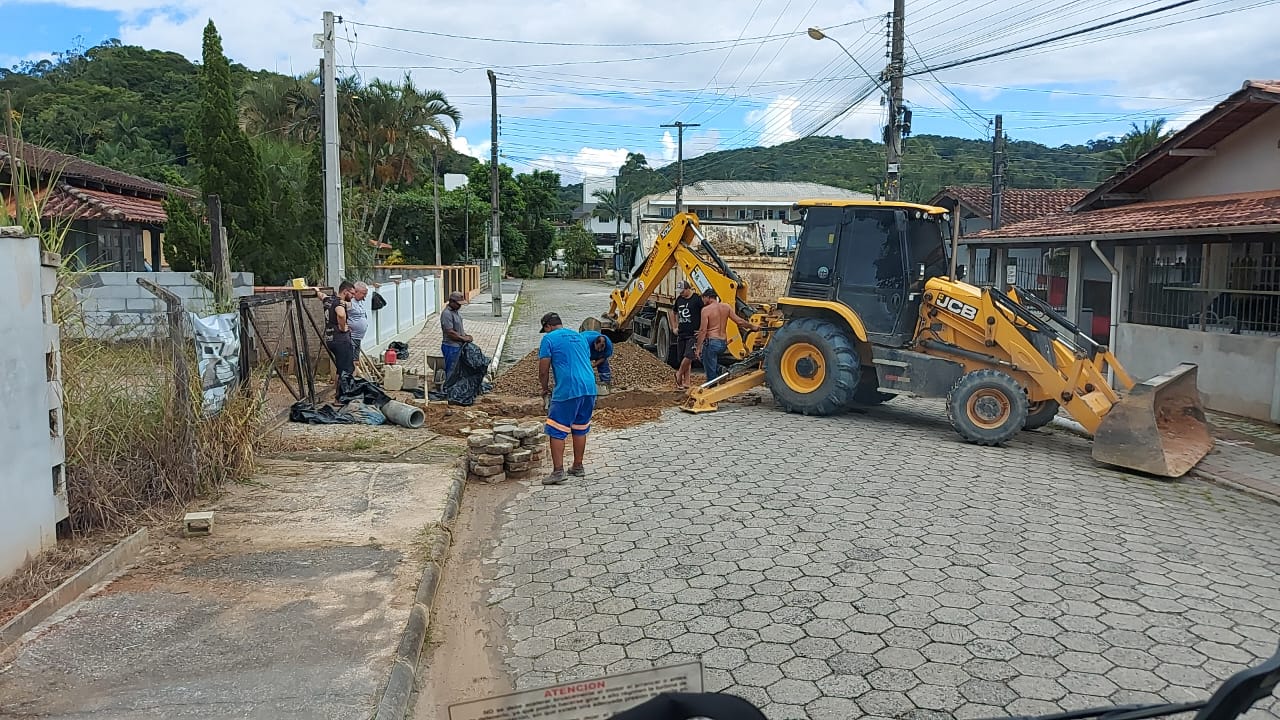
[{"xmin": 905, "ymin": 0, "xmax": 1205, "ymax": 76}]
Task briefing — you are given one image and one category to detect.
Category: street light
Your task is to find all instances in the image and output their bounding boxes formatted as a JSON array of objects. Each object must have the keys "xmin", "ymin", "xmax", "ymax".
[{"xmin": 806, "ymin": 27, "xmax": 886, "ymax": 95}]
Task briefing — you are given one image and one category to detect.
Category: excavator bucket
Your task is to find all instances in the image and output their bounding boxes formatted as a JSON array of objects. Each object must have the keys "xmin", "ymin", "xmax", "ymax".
[
  {"xmin": 1092, "ymin": 363, "xmax": 1213, "ymax": 478},
  {"xmin": 580, "ymin": 315, "xmax": 633, "ymax": 343}
]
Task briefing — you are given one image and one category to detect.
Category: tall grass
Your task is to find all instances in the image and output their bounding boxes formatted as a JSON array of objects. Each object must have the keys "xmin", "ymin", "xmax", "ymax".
[{"xmin": 4, "ymin": 111, "xmax": 262, "ymax": 535}]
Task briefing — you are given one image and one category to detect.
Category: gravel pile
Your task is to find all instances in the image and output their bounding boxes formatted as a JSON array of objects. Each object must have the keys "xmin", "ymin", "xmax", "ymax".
[{"xmin": 493, "ymin": 342, "xmax": 673, "ymax": 395}]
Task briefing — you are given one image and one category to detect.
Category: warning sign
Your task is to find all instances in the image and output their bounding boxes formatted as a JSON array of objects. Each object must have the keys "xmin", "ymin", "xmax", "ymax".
[{"xmin": 448, "ymin": 662, "xmax": 703, "ymax": 720}]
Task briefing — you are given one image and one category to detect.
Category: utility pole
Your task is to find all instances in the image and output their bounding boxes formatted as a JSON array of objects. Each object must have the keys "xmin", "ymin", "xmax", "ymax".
[
  {"xmin": 318, "ymin": 11, "xmax": 344, "ymax": 287},
  {"xmin": 488, "ymin": 69, "xmax": 502, "ymax": 317},
  {"xmin": 660, "ymin": 121, "xmax": 699, "ymax": 213},
  {"xmin": 884, "ymin": 0, "xmax": 905, "ymax": 201},
  {"xmin": 991, "ymin": 114, "xmax": 1005, "ymax": 229},
  {"xmin": 431, "ymin": 145, "xmax": 442, "ymax": 266}
]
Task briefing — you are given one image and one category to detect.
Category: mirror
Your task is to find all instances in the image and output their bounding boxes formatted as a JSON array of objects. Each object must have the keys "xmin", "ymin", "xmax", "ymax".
[
  {"xmin": 917, "ymin": 262, "xmax": 927, "ymax": 281},
  {"xmin": 957, "ymin": 264, "xmax": 967, "ymax": 280}
]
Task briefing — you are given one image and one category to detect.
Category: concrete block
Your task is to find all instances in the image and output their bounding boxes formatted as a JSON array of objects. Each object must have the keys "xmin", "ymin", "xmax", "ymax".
[
  {"xmin": 505, "ymin": 460, "xmax": 531, "ymax": 472},
  {"xmin": 183, "ymin": 511, "xmax": 214, "ymax": 537},
  {"xmin": 90, "ymin": 297, "xmax": 130, "ymax": 312},
  {"xmin": 484, "ymin": 440, "xmax": 516, "ymax": 454},
  {"xmin": 384, "ymin": 365, "xmax": 404, "ymax": 392},
  {"xmin": 467, "ymin": 433, "xmax": 495, "ymax": 448},
  {"xmin": 126, "ymin": 298, "xmax": 160, "ymax": 311},
  {"xmin": 470, "ymin": 453, "xmax": 506, "ymax": 468},
  {"xmin": 471, "ymin": 463, "xmax": 504, "ymax": 478},
  {"xmin": 507, "ymin": 449, "xmax": 533, "ymax": 464},
  {"xmin": 126, "ymin": 271, "xmax": 159, "ymax": 285}
]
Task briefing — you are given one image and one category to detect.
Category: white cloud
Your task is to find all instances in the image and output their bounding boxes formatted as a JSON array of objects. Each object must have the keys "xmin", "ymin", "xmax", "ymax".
[
  {"xmin": 530, "ymin": 146, "xmax": 630, "ymax": 183},
  {"xmin": 17, "ymin": 0, "xmax": 1279, "ymax": 179},
  {"xmin": 451, "ymin": 135, "xmax": 490, "ymax": 161}
]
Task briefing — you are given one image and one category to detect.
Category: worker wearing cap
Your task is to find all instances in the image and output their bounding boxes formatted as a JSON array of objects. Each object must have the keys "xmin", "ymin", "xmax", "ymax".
[
  {"xmin": 537, "ymin": 312, "xmax": 598, "ymax": 486},
  {"xmin": 578, "ymin": 329, "xmax": 614, "ymax": 386},
  {"xmin": 440, "ymin": 291, "xmax": 473, "ymax": 374}
]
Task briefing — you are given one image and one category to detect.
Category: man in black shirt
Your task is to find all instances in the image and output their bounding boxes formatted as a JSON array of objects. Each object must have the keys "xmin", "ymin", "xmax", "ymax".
[
  {"xmin": 671, "ymin": 280, "xmax": 703, "ymax": 389},
  {"xmin": 321, "ymin": 280, "xmax": 357, "ymax": 387}
]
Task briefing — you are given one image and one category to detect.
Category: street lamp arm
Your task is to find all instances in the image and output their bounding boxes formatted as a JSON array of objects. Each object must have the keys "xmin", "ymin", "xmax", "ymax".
[{"xmin": 807, "ymin": 27, "xmax": 888, "ymax": 97}]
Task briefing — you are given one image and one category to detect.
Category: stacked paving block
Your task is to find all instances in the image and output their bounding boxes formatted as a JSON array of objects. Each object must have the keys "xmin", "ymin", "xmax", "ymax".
[{"xmin": 465, "ymin": 420, "xmax": 546, "ymax": 483}]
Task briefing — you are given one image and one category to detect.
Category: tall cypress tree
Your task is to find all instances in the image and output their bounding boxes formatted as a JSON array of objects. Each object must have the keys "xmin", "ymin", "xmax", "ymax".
[{"xmin": 164, "ymin": 21, "xmax": 275, "ymax": 278}]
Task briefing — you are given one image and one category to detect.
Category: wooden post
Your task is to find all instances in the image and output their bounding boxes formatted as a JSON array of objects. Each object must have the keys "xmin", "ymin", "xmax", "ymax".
[
  {"xmin": 207, "ymin": 195, "xmax": 232, "ymax": 311},
  {"xmin": 137, "ymin": 278, "xmax": 198, "ymax": 473}
]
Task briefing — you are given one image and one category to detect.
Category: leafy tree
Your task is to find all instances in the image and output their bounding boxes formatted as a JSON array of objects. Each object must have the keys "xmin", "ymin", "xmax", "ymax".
[
  {"xmin": 591, "ymin": 188, "xmax": 630, "ymax": 247},
  {"xmin": 1105, "ymin": 119, "xmax": 1173, "ymax": 171},
  {"xmin": 559, "ymin": 225, "xmax": 598, "ymax": 278}
]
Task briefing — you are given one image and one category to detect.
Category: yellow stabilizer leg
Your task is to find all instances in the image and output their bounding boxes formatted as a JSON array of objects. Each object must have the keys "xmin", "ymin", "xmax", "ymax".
[{"xmin": 681, "ymin": 369, "xmax": 767, "ymax": 413}]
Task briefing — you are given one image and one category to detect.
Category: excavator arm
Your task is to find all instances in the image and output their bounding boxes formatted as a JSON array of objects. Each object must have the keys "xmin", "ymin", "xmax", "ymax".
[{"xmin": 599, "ymin": 212, "xmax": 765, "ymax": 360}]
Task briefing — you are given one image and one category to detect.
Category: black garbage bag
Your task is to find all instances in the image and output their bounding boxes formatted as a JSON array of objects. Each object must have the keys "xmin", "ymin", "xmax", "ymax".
[
  {"xmin": 290, "ymin": 401, "xmax": 349, "ymax": 424},
  {"xmin": 440, "ymin": 342, "xmax": 490, "ymax": 406},
  {"xmin": 338, "ymin": 374, "xmax": 392, "ymax": 407},
  {"xmin": 607, "ymin": 693, "xmax": 766, "ymax": 720},
  {"xmin": 389, "ymin": 341, "xmax": 409, "ymax": 360}
]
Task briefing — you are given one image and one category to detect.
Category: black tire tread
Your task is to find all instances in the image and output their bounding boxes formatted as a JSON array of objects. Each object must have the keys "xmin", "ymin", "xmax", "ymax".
[
  {"xmin": 945, "ymin": 369, "xmax": 1029, "ymax": 446},
  {"xmin": 1023, "ymin": 399, "xmax": 1060, "ymax": 431},
  {"xmin": 765, "ymin": 317, "xmax": 860, "ymax": 416}
]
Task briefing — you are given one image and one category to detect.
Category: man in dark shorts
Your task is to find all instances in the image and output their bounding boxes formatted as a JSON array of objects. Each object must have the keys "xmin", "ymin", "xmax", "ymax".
[
  {"xmin": 537, "ymin": 313, "xmax": 598, "ymax": 486},
  {"xmin": 672, "ymin": 281, "xmax": 703, "ymax": 389},
  {"xmin": 321, "ymin": 280, "xmax": 358, "ymax": 392}
]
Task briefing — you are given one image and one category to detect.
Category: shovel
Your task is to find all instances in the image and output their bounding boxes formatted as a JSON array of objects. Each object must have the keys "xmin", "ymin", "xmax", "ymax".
[{"xmin": 1092, "ymin": 363, "xmax": 1214, "ymax": 478}]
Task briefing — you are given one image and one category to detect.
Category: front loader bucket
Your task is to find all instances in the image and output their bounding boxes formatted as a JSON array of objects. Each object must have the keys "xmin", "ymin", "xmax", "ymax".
[
  {"xmin": 580, "ymin": 315, "xmax": 634, "ymax": 343},
  {"xmin": 1092, "ymin": 363, "xmax": 1213, "ymax": 478}
]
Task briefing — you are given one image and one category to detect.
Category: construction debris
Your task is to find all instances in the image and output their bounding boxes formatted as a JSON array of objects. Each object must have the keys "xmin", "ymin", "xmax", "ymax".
[{"xmin": 493, "ymin": 343, "xmax": 675, "ymax": 395}]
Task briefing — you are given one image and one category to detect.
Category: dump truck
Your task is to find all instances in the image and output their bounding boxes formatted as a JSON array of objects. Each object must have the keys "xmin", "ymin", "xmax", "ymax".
[
  {"xmin": 590, "ymin": 205, "xmax": 1213, "ymax": 478},
  {"xmin": 621, "ymin": 218, "xmax": 791, "ymax": 365}
]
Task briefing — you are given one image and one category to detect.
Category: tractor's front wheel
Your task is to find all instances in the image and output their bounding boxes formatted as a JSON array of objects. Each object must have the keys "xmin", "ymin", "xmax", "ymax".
[
  {"xmin": 946, "ymin": 369, "xmax": 1029, "ymax": 446},
  {"xmin": 765, "ymin": 318, "xmax": 859, "ymax": 416}
]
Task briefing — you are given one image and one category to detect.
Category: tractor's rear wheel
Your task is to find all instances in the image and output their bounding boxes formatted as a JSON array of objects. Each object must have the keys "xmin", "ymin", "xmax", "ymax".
[
  {"xmin": 1023, "ymin": 399, "xmax": 1060, "ymax": 431},
  {"xmin": 946, "ymin": 369, "xmax": 1029, "ymax": 446},
  {"xmin": 765, "ymin": 318, "xmax": 859, "ymax": 416}
]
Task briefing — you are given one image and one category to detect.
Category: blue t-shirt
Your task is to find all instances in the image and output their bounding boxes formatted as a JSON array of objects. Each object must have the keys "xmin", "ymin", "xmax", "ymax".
[
  {"xmin": 538, "ymin": 328, "xmax": 599, "ymax": 402},
  {"xmin": 579, "ymin": 330, "xmax": 614, "ymax": 361}
]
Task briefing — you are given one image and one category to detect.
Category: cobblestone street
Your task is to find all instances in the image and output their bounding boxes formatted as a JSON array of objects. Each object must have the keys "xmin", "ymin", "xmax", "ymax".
[{"xmin": 432, "ymin": 279, "xmax": 1280, "ymax": 720}]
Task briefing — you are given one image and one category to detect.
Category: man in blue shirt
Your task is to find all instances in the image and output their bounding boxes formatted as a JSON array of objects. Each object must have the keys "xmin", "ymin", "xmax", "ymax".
[
  {"xmin": 538, "ymin": 313, "xmax": 599, "ymax": 486},
  {"xmin": 579, "ymin": 329, "xmax": 614, "ymax": 386}
]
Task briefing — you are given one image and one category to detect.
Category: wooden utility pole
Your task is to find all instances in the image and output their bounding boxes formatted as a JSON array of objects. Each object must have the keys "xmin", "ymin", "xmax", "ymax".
[
  {"xmin": 884, "ymin": 0, "xmax": 906, "ymax": 201},
  {"xmin": 660, "ymin": 121, "xmax": 699, "ymax": 213},
  {"xmin": 488, "ymin": 69, "xmax": 502, "ymax": 317},
  {"xmin": 991, "ymin": 114, "xmax": 1005, "ymax": 229},
  {"xmin": 207, "ymin": 195, "xmax": 232, "ymax": 310}
]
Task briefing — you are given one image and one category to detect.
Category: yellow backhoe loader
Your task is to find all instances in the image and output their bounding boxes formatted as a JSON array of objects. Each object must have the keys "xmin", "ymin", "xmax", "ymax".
[{"xmin": 590, "ymin": 203, "xmax": 1212, "ymax": 478}]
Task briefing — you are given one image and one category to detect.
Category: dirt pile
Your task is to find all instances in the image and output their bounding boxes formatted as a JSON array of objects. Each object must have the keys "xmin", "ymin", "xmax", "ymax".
[
  {"xmin": 493, "ymin": 342, "xmax": 674, "ymax": 395},
  {"xmin": 702, "ymin": 226, "xmax": 761, "ymax": 256}
]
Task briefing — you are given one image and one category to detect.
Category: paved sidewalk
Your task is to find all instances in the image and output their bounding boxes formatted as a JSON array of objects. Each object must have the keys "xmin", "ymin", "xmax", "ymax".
[
  {"xmin": 1194, "ymin": 412, "xmax": 1280, "ymax": 503},
  {"xmin": 400, "ymin": 280, "xmax": 521, "ymax": 375}
]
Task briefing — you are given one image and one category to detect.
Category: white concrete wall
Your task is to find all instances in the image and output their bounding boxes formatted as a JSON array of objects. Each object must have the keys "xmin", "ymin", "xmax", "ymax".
[
  {"xmin": 1149, "ymin": 106, "xmax": 1280, "ymax": 200},
  {"xmin": 1117, "ymin": 322, "xmax": 1280, "ymax": 423},
  {"xmin": 72, "ymin": 272, "xmax": 254, "ymax": 340},
  {"xmin": 0, "ymin": 229, "xmax": 65, "ymax": 579},
  {"xmin": 357, "ymin": 275, "xmax": 439, "ymax": 355}
]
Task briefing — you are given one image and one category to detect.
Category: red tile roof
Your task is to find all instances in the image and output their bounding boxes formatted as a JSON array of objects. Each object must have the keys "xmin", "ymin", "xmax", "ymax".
[
  {"xmin": 930, "ymin": 186, "xmax": 1089, "ymax": 224},
  {"xmin": 1073, "ymin": 80, "xmax": 1280, "ymax": 211},
  {"xmin": 0, "ymin": 137, "xmax": 176, "ymax": 197},
  {"xmin": 971, "ymin": 189, "xmax": 1280, "ymax": 241},
  {"xmin": 39, "ymin": 183, "xmax": 168, "ymax": 224}
]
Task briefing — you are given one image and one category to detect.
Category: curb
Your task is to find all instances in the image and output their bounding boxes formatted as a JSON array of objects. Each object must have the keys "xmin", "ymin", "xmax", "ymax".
[
  {"xmin": 372, "ymin": 464, "xmax": 467, "ymax": 720},
  {"xmin": 486, "ymin": 281, "xmax": 524, "ymax": 379},
  {"xmin": 0, "ymin": 527, "xmax": 149, "ymax": 649},
  {"xmin": 1191, "ymin": 465, "xmax": 1280, "ymax": 506}
]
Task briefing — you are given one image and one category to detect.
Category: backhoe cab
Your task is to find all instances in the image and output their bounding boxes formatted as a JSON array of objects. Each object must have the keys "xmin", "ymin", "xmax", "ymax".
[{"xmin": 687, "ymin": 199, "xmax": 1212, "ymax": 478}]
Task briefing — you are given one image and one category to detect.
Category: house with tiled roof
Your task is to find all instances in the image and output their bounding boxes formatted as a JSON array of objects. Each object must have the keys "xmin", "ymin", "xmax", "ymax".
[
  {"xmin": 0, "ymin": 137, "xmax": 189, "ymax": 272},
  {"xmin": 963, "ymin": 80, "xmax": 1280, "ymax": 422},
  {"xmin": 928, "ymin": 185, "xmax": 1089, "ymax": 233}
]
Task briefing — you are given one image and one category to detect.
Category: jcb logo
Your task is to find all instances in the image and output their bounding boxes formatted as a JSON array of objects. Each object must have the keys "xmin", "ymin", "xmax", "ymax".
[{"xmin": 935, "ymin": 293, "xmax": 979, "ymax": 321}]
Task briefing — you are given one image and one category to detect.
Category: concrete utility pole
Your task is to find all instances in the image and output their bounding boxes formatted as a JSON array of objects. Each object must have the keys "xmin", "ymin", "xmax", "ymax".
[
  {"xmin": 884, "ymin": 0, "xmax": 906, "ymax": 201},
  {"xmin": 431, "ymin": 146, "xmax": 442, "ymax": 266},
  {"xmin": 660, "ymin": 121, "xmax": 699, "ymax": 213},
  {"xmin": 991, "ymin": 114, "xmax": 1005, "ymax": 229},
  {"xmin": 488, "ymin": 69, "xmax": 502, "ymax": 317},
  {"xmin": 318, "ymin": 11, "xmax": 344, "ymax": 287}
]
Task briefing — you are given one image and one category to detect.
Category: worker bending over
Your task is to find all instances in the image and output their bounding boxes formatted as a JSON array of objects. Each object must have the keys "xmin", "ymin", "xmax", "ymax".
[
  {"xmin": 537, "ymin": 313, "xmax": 598, "ymax": 486},
  {"xmin": 579, "ymin": 329, "xmax": 614, "ymax": 386}
]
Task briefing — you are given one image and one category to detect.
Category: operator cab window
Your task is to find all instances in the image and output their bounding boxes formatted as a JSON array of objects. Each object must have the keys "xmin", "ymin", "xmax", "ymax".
[{"xmin": 792, "ymin": 208, "xmax": 842, "ymax": 285}]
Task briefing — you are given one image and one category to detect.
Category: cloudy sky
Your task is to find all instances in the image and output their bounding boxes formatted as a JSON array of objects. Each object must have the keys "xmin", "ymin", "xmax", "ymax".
[{"xmin": 1, "ymin": 0, "xmax": 1277, "ymax": 184}]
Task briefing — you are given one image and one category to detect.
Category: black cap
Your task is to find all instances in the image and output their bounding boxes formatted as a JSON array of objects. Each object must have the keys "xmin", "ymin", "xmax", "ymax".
[{"xmin": 539, "ymin": 312, "xmax": 562, "ymax": 332}]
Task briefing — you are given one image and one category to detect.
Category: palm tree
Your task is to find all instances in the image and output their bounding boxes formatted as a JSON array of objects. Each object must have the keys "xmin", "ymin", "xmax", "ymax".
[
  {"xmin": 1108, "ymin": 118, "xmax": 1173, "ymax": 169},
  {"xmin": 592, "ymin": 188, "xmax": 630, "ymax": 284}
]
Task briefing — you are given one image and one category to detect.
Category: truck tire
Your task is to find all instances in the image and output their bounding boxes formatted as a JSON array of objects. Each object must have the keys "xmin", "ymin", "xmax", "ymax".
[
  {"xmin": 946, "ymin": 370, "xmax": 1029, "ymax": 446},
  {"xmin": 1023, "ymin": 399, "xmax": 1060, "ymax": 430},
  {"xmin": 655, "ymin": 315, "xmax": 676, "ymax": 368},
  {"xmin": 765, "ymin": 318, "xmax": 859, "ymax": 416}
]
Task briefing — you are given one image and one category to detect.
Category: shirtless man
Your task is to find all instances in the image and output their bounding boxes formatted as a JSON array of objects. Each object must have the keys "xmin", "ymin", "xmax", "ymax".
[{"xmin": 695, "ymin": 288, "xmax": 758, "ymax": 383}]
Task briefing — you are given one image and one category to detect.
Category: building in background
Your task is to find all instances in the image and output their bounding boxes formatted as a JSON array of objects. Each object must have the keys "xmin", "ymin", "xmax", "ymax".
[{"xmin": 631, "ymin": 180, "xmax": 872, "ymax": 254}]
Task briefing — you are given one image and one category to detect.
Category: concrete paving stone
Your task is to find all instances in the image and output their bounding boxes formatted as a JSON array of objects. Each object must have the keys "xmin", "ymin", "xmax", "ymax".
[
  {"xmin": 732, "ymin": 662, "xmax": 784, "ymax": 688},
  {"xmin": 767, "ymin": 678, "xmax": 821, "ymax": 705}
]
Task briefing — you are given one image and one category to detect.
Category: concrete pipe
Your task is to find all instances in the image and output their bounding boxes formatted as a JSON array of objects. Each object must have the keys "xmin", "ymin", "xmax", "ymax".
[{"xmin": 381, "ymin": 400, "xmax": 425, "ymax": 429}]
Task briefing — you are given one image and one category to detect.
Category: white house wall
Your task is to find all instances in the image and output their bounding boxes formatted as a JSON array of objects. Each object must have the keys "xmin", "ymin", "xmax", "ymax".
[
  {"xmin": 1148, "ymin": 106, "xmax": 1280, "ymax": 201},
  {"xmin": 0, "ymin": 229, "xmax": 65, "ymax": 580}
]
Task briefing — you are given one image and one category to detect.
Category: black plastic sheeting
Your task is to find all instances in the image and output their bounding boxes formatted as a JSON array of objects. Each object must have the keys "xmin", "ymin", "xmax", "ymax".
[
  {"xmin": 606, "ymin": 693, "xmax": 766, "ymax": 720},
  {"xmin": 289, "ymin": 376, "xmax": 393, "ymax": 424},
  {"xmin": 338, "ymin": 375, "xmax": 392, "ymax": 407},
  {"xmin": 439, "ymin": 342, "xmax": 490, "ymax": 406}
]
